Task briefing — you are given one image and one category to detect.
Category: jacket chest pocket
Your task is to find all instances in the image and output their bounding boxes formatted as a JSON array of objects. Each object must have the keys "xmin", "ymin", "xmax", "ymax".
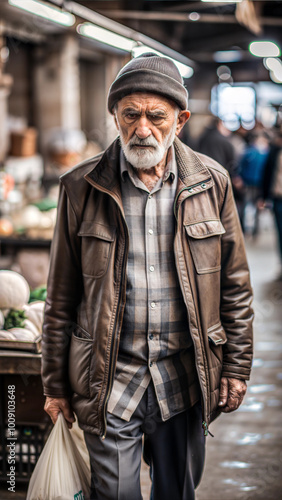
[
  {"xmin": 185, "ymin": 219, "xmax": 225, "ymax": 274},
  {"xmin": 78, "ymin": 221, "xmax": 116, "ymax": 278}
]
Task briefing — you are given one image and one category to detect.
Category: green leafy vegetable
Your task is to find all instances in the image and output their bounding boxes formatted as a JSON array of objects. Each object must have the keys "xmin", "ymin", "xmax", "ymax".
[
  {"xmin": 29, "ymin": 286, "xmax": 47, "ymax": 303},
  {"xmin": 4, "ymin": 309, "xmax": 27, "ymax": 330},
  {"xmin": 32, "ymin": 198, "xmax": 57, "ymax": 212}
]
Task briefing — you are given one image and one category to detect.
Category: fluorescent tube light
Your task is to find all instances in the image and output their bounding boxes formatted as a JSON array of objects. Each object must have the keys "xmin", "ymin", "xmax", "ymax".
[
  {"xmin": 77, "ymin": 23, "xmax": 136, "ymax": 52},
  {"xmin": 249, "ymin": 41, "xmax": 280, "ymax": 58},
  {"xmin": 8, "ymin": 0, "xmax": 75, "ymax": 27},
  {"xmin": 213, "ymin": 50, "xmax": 242, "ymax": 63},
  {"xmin": 201, "ymin": 1, "xmax": 242, "ymax": 3},
  {"xmin": 132, "ymin": 45, "xmax": 194, "ymax": 79}
]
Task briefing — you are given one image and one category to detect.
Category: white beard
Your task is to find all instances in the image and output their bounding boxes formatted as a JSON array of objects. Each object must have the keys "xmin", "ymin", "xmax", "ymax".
[{"xmin": 119, "ymin": 121, "xmax": 177, "ymax": 170}]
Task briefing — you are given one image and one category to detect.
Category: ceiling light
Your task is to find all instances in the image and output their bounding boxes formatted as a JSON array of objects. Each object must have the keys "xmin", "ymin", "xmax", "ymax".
[
  {"xmin": 213, "ymin": 50, "xmax": 242, "ymax": 63},
  {"xmin": 217, "ymin": 65, "xmax": 231, "ymax": 76},
  {"xmin": 263, "ymin": 58, "xmax": 282, "ymax": 84},
  {"xmin": 77, "ymin": 23, "xmax": 136, "ymax": 52},
  {"xmin": 201, "ymin": 0, "xmax": 242, "ymax": 3},
  {"xmin": 188, "ymin": 12, "xmax": 200, "ymax": 22},
  {"xmin": 249, "ymin": 41, "xmax": 280, "ymax": 58},
  {"xmin": 269, "ymin": 71, "xmax": 282, "ymax": 84},
  {"xmin": 263, "ymin": 57, "xmax": 282, "ymax": 73},
  {"xmin": 132, "ymin": 45, "xmax": 194, "ymax": 79},
  {"xmin": 8, "ymin": 0, "xmax": 75, "ymax": 27}
]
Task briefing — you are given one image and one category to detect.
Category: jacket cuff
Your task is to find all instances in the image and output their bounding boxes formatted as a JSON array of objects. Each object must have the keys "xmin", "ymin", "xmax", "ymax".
[
  {"xmin": 221, "ymin": 364, "xmax": 251, "ymax": 381},
  {"xmin": 43, "ymin": 387, "xmax": 72, "ymax": 398}
]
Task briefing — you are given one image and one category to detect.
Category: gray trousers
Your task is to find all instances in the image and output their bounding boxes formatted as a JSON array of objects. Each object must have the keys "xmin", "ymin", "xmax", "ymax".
[{"xmin": 84, "ymin": 383, "xmax": 205, "ymax": 500}]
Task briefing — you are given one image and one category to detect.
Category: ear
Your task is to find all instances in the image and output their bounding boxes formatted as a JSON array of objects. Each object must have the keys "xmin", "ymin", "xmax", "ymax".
[{"xmin": 175, "ymin": 110, "xmax": 191, "ymax": 136}]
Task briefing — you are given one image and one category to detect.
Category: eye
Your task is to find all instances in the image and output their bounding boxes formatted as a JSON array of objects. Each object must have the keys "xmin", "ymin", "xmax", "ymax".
[
  {"xmin": 124, "ymin": 112, "xmax": 139, "ymax": 122},
  {"xmin": 149, "ymin": 115, "xmax": 165, "ymax": 124}
]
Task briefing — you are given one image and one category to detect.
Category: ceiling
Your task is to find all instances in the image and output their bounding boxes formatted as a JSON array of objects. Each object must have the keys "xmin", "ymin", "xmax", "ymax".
[
  {"xmin": 1, "ymin": 1, "xmax": 282, "ymax": 83},
  {"xmin": 75, "ymin": 1, "xmax": 282, "ymax": 63}
]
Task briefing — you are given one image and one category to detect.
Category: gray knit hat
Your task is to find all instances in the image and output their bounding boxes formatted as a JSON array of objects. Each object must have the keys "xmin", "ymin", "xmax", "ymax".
[{"xmin": 107, "ymin": 53, "xmax": 188, "ymax": 113}]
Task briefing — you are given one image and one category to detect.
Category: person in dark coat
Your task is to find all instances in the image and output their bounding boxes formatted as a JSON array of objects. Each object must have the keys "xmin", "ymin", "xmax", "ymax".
[{"xmin": 262, "ymin": 128, "xmax": 282, "ymax": 277}]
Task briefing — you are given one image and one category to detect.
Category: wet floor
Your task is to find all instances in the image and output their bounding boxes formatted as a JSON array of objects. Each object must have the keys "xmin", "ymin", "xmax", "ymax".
[{"xmin": 0, "ymin": 211, "xmax": 281, "ymax": 499}]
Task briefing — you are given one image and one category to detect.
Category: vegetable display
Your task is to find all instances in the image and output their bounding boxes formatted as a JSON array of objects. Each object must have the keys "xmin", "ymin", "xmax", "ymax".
[{"xmin": 0, "ymin": 271, "xmax": 46, "ymax": 345}]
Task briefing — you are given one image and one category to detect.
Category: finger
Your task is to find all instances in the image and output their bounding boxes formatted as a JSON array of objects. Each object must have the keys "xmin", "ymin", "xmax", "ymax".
[
  {"xmin": 221, "ymin": 396, "xmax": 241, "ymax": 413},
  {"xmin": 221, "ymin": 380, "xmax": 247, "ymax": 413},
  {"xmin": 61, "ymin": 407, "xmax": 76, "ymax": 428},
  {"xmin": 44, "ymin": 400, "xmax": 59, "ymax": 425},
  {"xmin": 44, "ymin": 398, "xmax": 75, "ymax": 427},
  {"xmin": 218, "ymin": 377, "xmax": 228, "ymax": 407}
]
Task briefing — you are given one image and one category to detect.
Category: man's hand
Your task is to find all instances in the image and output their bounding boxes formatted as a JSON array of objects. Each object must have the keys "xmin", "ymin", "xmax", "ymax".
[
  {"xmin": 218, "ymin": 377, "xmax": 247, "ymax": 413},
  {"xmin": 44, "ymin": 397, "xmax": 75, "ymax": 429}
]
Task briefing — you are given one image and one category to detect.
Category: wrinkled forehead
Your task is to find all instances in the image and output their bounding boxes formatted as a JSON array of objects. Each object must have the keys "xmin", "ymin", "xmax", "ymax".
[{"xmin": 115, "ymin": 92, "xmax": 178, "ymax": 112}]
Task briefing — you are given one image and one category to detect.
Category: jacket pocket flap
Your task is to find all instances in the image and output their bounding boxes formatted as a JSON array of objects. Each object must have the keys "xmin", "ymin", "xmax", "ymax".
[
  {"xmin": 78, "ymin": 221, "xmax": 116, "ymax": 241},
  {"xmin": 208, "ymin": 323, "xmax": 227, "ymax": 345},
  {"xmin": 185, "ymin": 220, "xmax": 225, "ymax": 239}
]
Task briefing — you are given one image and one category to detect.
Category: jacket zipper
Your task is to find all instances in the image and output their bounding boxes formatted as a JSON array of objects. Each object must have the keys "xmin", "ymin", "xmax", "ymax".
[
  {"xmin": 174, "ymin": 186, "xmax": 211, "ymax": 435},
  {"xmin": 173, "ymin": 179, "xmax": 211, "ymax": 220},
  {"xmin": 83, "ymin": 175, "xmax": 129, "ymax": 439},
  {"xmin": 87, "ymin": 176, "xmax": 212, "ymax": 436},
  {"xmin": 101, "ymin": 211, "xmax": 128, "ymax": 439}
]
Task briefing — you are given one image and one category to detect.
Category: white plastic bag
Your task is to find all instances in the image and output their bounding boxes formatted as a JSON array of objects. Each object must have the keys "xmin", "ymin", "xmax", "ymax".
[{"xmin": 27, "ymin": 413, "xmax": 91, "ymax": 500}]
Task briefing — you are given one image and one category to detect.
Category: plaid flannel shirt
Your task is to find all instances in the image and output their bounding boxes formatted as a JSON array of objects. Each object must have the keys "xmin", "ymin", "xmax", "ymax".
[{"xmin": 107, "ymin": 147, "xmax": 200, "ymax": 422}]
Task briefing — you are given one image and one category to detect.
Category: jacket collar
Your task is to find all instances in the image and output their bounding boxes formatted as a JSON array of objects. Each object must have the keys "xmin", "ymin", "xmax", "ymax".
[{"xmin": 84, "ymin": 136, "xmax": 212, "ymax": 194}]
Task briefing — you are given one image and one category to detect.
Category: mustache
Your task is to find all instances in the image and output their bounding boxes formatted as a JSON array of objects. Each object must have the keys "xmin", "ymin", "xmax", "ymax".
[{"xmin": 128, "ymin": 135, "xmax": 159, "ymax": 149}]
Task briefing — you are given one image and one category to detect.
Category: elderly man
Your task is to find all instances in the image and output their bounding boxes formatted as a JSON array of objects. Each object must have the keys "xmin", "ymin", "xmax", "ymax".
[{"xmin": 42, "ymin": 53, "xmax": 253, "ymax": 500}]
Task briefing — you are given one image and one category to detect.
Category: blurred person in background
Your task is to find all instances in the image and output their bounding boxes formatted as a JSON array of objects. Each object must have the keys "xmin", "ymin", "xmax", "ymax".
[
  {"xmin": 198, "ymin": 117, "xmax": 236, "ymax": 174},
  {"xmin": 229, "ymin": 123, "xmax": 249, "ymax": 160},
  {"xmin": 228, "ymin": 123, "xmax": 250, "ymax": 228},
  {"xmin": 238, "ymin": 128, "xmax": 270, "ymax": 236},
  {"xmin": 198, "ymin": 117, "xmax": 246, "ymax": 224},
  {"xmin": 41, "ymin": 53, "xmax": 253, "ymax": 500},
  {"xmin": 262, "ymin": 125, "xmax": 282, "ymax": 279}
]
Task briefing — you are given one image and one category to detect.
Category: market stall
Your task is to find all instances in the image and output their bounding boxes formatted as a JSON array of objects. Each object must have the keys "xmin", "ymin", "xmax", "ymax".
[{"xmin": 0, "ymin": 271, "xmax": 50, "ymax": 483}]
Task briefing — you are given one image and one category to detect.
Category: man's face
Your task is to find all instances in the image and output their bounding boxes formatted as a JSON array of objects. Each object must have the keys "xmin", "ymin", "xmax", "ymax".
[{"xmin": 114, "ymin": 93, "xmax": 190, "ymax": 169}]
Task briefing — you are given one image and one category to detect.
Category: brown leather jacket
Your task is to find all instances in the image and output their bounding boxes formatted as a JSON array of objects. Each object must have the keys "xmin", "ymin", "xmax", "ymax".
[{"xmin": 42, "ymin": 137, "xmax": 253, "ymax": 436}]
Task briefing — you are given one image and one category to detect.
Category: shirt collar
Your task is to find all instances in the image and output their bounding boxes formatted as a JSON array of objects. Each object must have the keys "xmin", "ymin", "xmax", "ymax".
[{"xmin": 120, "ymin": 144, "xmax": 177, "ymax": 184}]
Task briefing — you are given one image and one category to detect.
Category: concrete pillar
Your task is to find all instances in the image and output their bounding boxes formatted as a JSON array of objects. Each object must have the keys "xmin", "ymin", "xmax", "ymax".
[
  {"xmin": 33, "ymin": 34, "xmax": 81, "ymax": 152},
  {"xmin": 0, "ymin": 30, "xmax": 13, "ymax": 163},
  {"xmin": 0, "ymin": 74, "xmax": 13, "ymax": 163},
  {"xmin": 80, "ymin": 53, "xmax": 128, "ymax": 150},
  {"xmin": 60, "ymin": 35, "xmax": 81, "ymax": 131},
  {"xmin": 104, "ymin": 54, "xmax": 130, "ymax": 147}
]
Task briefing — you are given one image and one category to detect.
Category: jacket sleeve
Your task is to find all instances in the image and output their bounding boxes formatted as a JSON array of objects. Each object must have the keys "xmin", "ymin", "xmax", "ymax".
[
  {"xmin": 41, "ymin": 180, "xmax": 82, "ymax": 398},
  {"xmin": 220, "ymin": 176, "xmax": 254, "ymax": 380}
]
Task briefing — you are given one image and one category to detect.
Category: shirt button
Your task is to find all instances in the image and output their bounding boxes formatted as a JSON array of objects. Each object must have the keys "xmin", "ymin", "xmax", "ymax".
[
  {"xmin": 149, "ymin": 265, "xmax": 155, "ymax": 272},
  {"xmin": 151, "ymin": 302, "xmax": 156, "ymax": 309},
  {"xmin": 149, "ymin": 361, "xmax": 154, "ymax": 367},
  {"xmin": 148, "ymin": 229, "xmax": 154, "ymax": 235},
  {"xmin": 201, "ymin": 183, "xmax": 207, "ymax": 189},
  {"xmin": 149, "ymin": 333, "xmax": 154, "ymax": 340}
]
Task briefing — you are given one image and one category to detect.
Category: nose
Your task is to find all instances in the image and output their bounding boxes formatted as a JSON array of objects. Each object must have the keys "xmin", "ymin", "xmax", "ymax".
[{"xmin": 135, "ymin": 116, "xmax": 151, "ymax": 139}]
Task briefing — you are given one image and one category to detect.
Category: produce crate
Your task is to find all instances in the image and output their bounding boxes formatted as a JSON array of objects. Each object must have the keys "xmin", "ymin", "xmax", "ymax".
[
  {"xmin": 0, "ymin": 374, "xmax": 51, "ymax": 482},
  {"xmin": 10, "ymin": 128, "xmax": 38, "ymax": 157},
  {"xmin": 0, "ymin": 337, "xmax": 42, "ymax": 354},
  {"xmin": 0, "ymin": 423, "xmax": 51, "ymax": 482}
]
